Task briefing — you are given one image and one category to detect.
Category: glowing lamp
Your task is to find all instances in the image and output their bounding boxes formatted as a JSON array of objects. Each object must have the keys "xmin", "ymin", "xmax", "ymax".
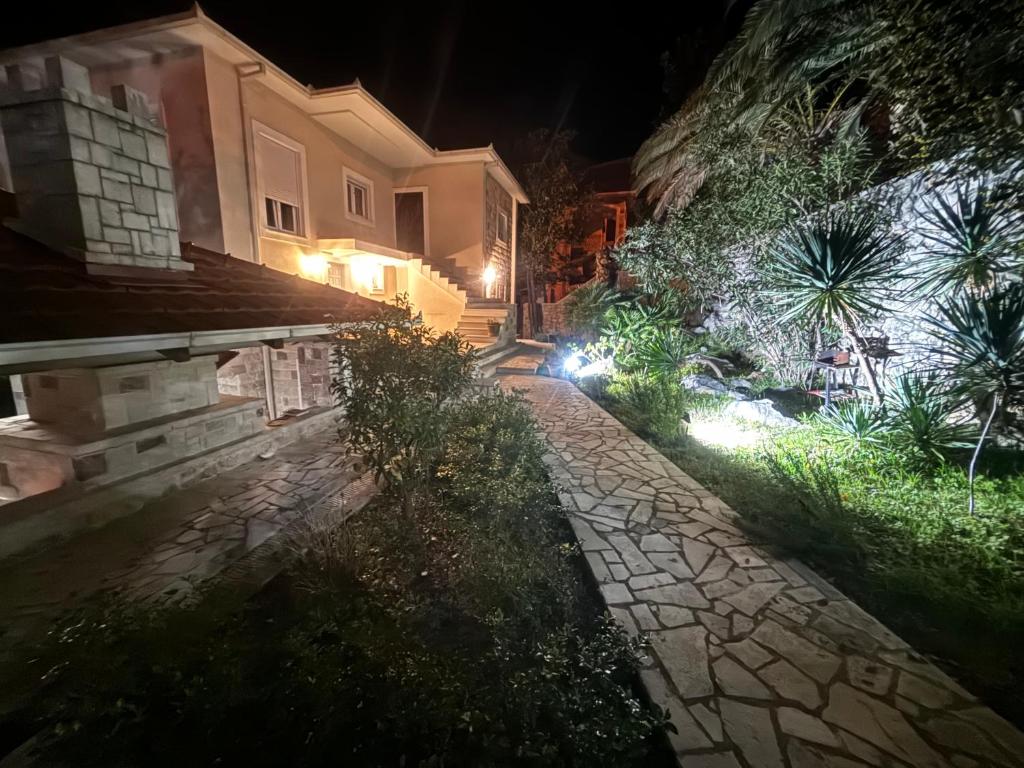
[
  {"xmin": 300, "ymin": 253, "xmax": 328, "ymax": 281},
  {"xmin": 563, "ymin": 352, "xmax": 587, "ymax": 375},
  {"xmin": 483, "ymin": 264, "xmax": 497, "ymax": 286}
]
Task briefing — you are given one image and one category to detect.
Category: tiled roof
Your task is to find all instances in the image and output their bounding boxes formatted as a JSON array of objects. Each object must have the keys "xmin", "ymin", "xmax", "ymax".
[{"xmin": 0, "ymin": 225, "xmax": 382, "ymax": 345}]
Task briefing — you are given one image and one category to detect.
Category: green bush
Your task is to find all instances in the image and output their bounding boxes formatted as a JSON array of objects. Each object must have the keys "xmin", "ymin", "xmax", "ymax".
[
  {"xmin": 331, "ymin": 294, "xmax": 476, "ymax": 511},
  {"xmin": 607, "ymin": 373, "xmax": 689, "ymax": 441}
]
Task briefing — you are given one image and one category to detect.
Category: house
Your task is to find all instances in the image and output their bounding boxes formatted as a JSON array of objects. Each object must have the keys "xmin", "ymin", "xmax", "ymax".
[
  {"xmin": 0, "ymin": 5, "xmax": 527, "ymax": 419},
  {"xmin": 546, "ymin": 158, "xmax": 636, "ymax": 303},
  {"xmin": 0, "ymin": 8, "xmax": 525, "ymax": 555},
  {"xmin": 519, "ymin": 158, "xmax": 636, "ymax": 337}
]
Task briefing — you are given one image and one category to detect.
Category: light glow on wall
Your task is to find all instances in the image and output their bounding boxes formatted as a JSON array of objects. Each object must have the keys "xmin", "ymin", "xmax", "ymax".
[
  {"xmin": 299, "ymin": 252, "xmax": 328, "ymax": 282},
  {"xmin": 351, "ymin": 256, "xmax": 385, "ymax": 293},
  {"xmin": 483, "ymin": 264, "xmax": 497, "ymax": 287}
]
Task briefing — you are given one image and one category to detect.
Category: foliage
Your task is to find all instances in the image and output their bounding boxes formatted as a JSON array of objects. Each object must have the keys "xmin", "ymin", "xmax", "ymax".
[
  {"xmin": 633, "ymin": 326, "xmax": 698, "ymax": 380},
  {"xmin": 606, "ymin": 373, "xmax": 689, "ymax": 441},
  {"xmin": 331, "ymin": 294, "xmax": 476, "ymax": 508},
  {"xmin": 916, "ymin": 183, "xmax": 1024, "ymax": 298},
  {"xmin": 35, "ymin": 391, "xmax": 665, "ymax": 766},
  {"xmin": 926, "ymin": 282, "xmax": 1024, "ymax": 414},
  {"xmin": 561, "ymin": 281, "xmax": 626, "ymax": 339},
  {"xmin": 815, "ymin": 399, "xmax": 889, "ymax": 447},
  {"xmin": 766, "ymin": 212, "xmax": 902, "ymax": 327},
  {"xmin": 637, "ymin": 0, "xmax": 1024, "ymax": 213},
  {"xmin": 883, "ymin": 375, "xmax": 975, "ymax": 462}
]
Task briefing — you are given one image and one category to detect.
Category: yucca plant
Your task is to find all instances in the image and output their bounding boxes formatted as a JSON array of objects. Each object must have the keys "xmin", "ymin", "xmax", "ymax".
[
  {"xmin": 916, "ymin": 184, "xmax": 1023, "ymax": 297},
  {"xmin": 766, "ymin": 212, "xmax": 904, "ymax": 403},
  {"xmin": 562, "ymin": 282, "xmax": 627, "ymax": 340},
  {"xmin": 882, "ymin": 374, "xmax": 975, "ymax": 462},
  {"xmin": 634, "ymin": 327, "xmax": 696, "ymax": 380},
  {"xmin": 926, "ymin": 282, "xmax": 1024, "ymax": 512},
  {"xmin": 816, "ymin": 399, "xmax": 889, "ymax": 446}
]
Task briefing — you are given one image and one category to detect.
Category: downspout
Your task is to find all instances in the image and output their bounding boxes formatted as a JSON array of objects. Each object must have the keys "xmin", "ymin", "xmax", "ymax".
[
  {"xmin": 510, "ymin": 197, "xmax": 519, "ymax": 306},
  {"xmin": 236, "ymin": 62, "xmax": 279, "ymax": 419}
]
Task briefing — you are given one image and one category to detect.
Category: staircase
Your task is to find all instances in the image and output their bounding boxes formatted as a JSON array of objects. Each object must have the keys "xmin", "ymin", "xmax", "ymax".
[{"xmin": 407, "ymin": 252, "xmax": 516, "ymax": 351}]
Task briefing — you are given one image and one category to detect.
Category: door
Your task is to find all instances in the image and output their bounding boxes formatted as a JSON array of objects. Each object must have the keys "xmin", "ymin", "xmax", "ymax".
[{"xmin": 394, "ymin": 190, "xmax": 426, "ymax": 254}]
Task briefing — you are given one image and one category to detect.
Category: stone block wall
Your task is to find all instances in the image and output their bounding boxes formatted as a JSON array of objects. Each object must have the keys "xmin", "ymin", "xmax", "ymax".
[
  {"xmin": 0, "ymin": 56, "xmax": 188, "ymax": 271},
  {"xmin": 216, "ymin": 343, "xmax": 334, "ymax": 417},
  {"xmin": 23, "ymin": 357, "xmax": 220, "ymax": 437},
  {"xmin": 484, "ymin": 174, "xmax": 513, "ymax": 302}
]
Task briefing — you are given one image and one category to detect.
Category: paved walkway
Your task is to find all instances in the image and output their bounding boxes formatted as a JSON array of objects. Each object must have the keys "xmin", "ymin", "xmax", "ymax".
[
  {"xmin": 501, "ymin": 375, "xmax": 1024, "ymax": 768},
  {"xmin": 0, "ymin": 428, "xmax": 374, "ymax": 711}
]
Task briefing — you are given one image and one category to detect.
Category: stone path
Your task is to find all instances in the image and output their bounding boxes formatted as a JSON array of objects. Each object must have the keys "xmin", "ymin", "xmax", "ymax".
[
  {"xmin": 0, "ymin": 428, "xmax": 374, "ymax": 706},
  {"xmin": 501, "ymin": 374, "xmax": 1024, "ymax": 768}
]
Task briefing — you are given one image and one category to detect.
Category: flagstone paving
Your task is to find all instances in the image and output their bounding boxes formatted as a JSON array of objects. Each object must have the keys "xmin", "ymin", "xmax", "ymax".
[
  {"xmin": 0, "ymin": 429, "xmax": 375, "ymax": 694},
  {"xmin": 500, "ymin": 374, "xmax": 1024, "ymax": 768}
]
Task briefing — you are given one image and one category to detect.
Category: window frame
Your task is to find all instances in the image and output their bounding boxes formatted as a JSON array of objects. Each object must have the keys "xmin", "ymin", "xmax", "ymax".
[
  {"xmin": 496, "ymin": 209, "xmax": 510, "ymax": 244},
  {"xmin": 343, "ymin": 167, "xmax": 376, "ymax": 226},
  {"xmin": 252, "ymin": 120, "xmax": 309, "ymax": 242}
]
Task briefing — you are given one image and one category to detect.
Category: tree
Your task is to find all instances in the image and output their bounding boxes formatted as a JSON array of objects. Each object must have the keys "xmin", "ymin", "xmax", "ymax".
[
  {"xmin": 514, "ymin": 130, "xmax": 590, "ymax": 335},
  {"xmin": 766, "ymin": 212, "xmax": 903, "ymax": 404}
]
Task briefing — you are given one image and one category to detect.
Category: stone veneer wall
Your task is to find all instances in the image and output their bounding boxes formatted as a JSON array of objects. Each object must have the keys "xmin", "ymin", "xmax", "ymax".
[
  {"xmin": 0, "ymin": 56, "xmax": 185, "ymax": 270},
  {"xmin": 484, "ymin": 174, "xmax": 513, "ymax": 302},
  {"xmin": 217, "ymin": 343, "xmax": 334, "ymax": 416}
]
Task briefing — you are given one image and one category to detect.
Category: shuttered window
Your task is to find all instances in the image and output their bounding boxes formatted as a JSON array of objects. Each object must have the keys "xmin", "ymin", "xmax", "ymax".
[{"xmin": 254, "ymin": 125, "xmax": 305, "ymax": 236}]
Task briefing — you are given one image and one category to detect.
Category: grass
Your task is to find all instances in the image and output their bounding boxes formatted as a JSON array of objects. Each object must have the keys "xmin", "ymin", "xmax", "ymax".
[{"xmin": 585, "ymin": 379, "xmax": 1024, "ymax": 727}]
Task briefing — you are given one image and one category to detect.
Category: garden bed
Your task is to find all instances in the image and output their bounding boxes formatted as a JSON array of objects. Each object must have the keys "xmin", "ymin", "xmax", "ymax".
[
  {"xmin": 16, "ymin": 389, "xmax": 669, "ymax": 767},
  {"xmin": 582, "ymin": 378, "xmax": 1024, "ymax": 728}
]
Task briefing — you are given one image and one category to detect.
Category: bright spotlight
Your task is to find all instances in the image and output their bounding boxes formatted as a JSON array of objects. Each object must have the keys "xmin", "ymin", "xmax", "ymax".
[{"xmin": 563, "ymin": 352, "xmax": 586, "ymax": 375}]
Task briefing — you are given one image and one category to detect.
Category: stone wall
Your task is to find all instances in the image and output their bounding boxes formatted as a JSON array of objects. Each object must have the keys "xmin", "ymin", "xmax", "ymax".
[
  {"xmin": 0, "ymin": 56, "xmax": 186, "ymax": 271},
  {"xmin": 484, "ymin": 174, "xmax": 513, "ymax": 301},
  {"xmin": 217, "ymin": 343, "xmax": 334, "ymax": 416}
]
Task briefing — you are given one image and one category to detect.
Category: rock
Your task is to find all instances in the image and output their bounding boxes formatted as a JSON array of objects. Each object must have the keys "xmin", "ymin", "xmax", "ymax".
[
  {"xmin": 648, "ymin": 551, "xmax": 696, "ymax": 579},
  {"xmin": 650, "ymin": 626, "xmax": 713, "ymax": 697},
  {"xmin": 722, "ymin": 582, "xmax": 786, "ymax": 617},
  {"xmin": 723, "ymin": 399, "xmax": 800, "ymax": 428},
  {"xmin": 639, "ymin": 533, "xmax": 677, "ymax": 552},
  {"xmin": 822, "ymin": 683, "xmax": 946, "ymax": 767},
  {"xmin": 777, "ymin": 708, "xmax": 840, "ymax": 747},
  {"xmin": 633, "ymin": 583, "xmax": 710, "ymax": 608},
  {"xmin": 639, "ymin": 668, "xmax": 714, "ymax": 752},
  {"xmin": 682, "ymin": 537, "xmax": 716, "ymax": 574},
  {"xmin": 758, "ymin": 659, "xmax": 823, "ymax": 708},
  {"xmin": 730, "ymin": 378, "xmax": 754, "ymax": 391},
  {"xmin": 847, "ymin": 656, "xmax": 893, "ymax": 696},
  {"xmin": 750, "ymin": 619, "xmax": 841, "ymax": 684},
  {"xmin": 719, "ymin": 699, "xmax": 784, "ymax": 768},
  {"xmin": 713, "ymin": 656, "xmax": 772, "ymax": 699},
  {"xmin": 599, "ymin": 582, "xmax": 632, "ymax": 604},
  {"xmin": 681, "ymin": 374, "xmax": 729, "ymax": 395}
]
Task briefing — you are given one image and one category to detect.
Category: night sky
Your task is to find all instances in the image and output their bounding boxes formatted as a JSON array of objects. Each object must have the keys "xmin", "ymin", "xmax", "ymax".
[{"xmin": 0, "ymin": 1, "xmax": 743, "ymax": 164}]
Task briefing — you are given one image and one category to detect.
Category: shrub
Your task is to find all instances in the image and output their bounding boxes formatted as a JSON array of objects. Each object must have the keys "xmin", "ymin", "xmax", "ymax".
[
  {"xmin": 608, "ymin": 373, "xmax": 689, "ymax": 441},
  {"xmin": 331, "ymin": 294, "xmax": 476, "ymax": 511},
  {"xmin": 815, "ymin": 399, "xmax": 890, "ymax": 448},
  {"xmin": 561, "ymin": 282, "xmax": 625, "ymax": 339},
  {"xmin": 883, "ymin": 374, "xmax": 975, "ymax": 462}
]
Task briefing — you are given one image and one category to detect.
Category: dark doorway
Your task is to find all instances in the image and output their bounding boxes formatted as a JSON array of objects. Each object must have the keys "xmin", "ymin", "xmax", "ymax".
[{"xmin": 395, "ymin": 191, "xmax": 426, "ymax": 254}]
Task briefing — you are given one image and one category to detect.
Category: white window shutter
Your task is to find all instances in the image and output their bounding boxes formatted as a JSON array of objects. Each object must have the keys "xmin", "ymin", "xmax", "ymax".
[{"xmin": 256, "ymin": 134, "xmax": 301, "ymax": 206}]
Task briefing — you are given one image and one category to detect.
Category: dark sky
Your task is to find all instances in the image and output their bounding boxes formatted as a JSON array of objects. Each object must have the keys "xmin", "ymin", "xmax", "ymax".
[{"xmin": 0, "ymin": 1, "xmax": 743, "ymax": 164}]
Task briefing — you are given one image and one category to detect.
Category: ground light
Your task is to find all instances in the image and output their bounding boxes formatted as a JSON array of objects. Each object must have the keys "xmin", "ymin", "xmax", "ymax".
[{"xmin": 687, "ymin": 415, "xmax": 766, "ymax": 450}]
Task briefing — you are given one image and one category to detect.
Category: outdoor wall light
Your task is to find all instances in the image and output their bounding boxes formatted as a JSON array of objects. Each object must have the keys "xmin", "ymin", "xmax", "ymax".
[
  {"xmin": 299, "ymin": 253, "xmax": 328, "ymax": 281},
  {"xmin": 483, "ymin": 264, "xmax": 497, "ymax": 287},
  {"xmin": 351, "ymin": 257, "xmax": 384, "ymax": 292},
  {"xmin": 563, "ymin": 352, "xmax": 587, "ymax": 375}
]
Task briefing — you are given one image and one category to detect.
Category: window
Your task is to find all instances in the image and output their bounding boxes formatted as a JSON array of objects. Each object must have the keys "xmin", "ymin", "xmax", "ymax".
[
  {"xmin": 344, "ymin": 168, "xmax": 375, "ymax": 224},
  {"xmin": 604, "ymin": 217, "xmax": 617, "ymax": 243},
  {"xmin": 254, "ymin": 123, "xmax": 305, "ymax": 237},
  {"xmin": 496, "ymin": 210, "xmax": 510, "ymax": 244}
]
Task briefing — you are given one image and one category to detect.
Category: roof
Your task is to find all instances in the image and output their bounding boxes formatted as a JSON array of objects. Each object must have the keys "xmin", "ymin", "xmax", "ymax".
[
  {"xmin": 0, "ymin": 6, "xmax": 528, "ymax": 203},
  {"xmin": 581, "ymin": 158, "xmax": 635, "ymax": 195},
  {"xmin": 0, "ymin": 222, "xmax": 381, "ymax": 371}
]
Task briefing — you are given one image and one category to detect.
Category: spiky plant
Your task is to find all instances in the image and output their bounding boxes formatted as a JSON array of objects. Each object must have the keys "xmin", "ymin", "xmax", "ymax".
[
  {"xmin": 816, "ymin": 399, "xmax": 889, "ymax": 445},
  {"xmin": 926, "ymin": 282, "xmax": 1024, "ymax": 512},
  {"xmin": 916, "ymin": 184, "xmax": 1023, "ymax": 297},
  {"xmin": 562, "ymin": 282, "xmax": 626, "ymax": 340},
  {"xmin": 766, "ymin": 212, "xmax": 903, "ymax": 403},
  {"xmin": 635, "ymin": 327, "xmax": 696, "ymax": 380},
  {"xmin": 882, "ymin": 374, "xmax": 975, "ymax": 462}
]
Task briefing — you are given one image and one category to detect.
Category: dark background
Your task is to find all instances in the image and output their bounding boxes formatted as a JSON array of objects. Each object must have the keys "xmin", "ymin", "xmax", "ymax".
[{"xmin": 0, "ymin": 1, "xmax": 745, "ymax": 163}]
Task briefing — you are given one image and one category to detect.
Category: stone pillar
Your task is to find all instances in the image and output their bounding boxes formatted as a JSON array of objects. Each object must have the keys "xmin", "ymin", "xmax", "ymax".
[{"xmin": 0, "ymin": 56, "xmax": 190, "ymax": 272}]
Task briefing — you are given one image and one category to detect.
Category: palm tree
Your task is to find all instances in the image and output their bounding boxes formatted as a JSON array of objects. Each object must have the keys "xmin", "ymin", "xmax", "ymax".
[{"xmin": 766, "ymin": 212, "xmax": 903, "ymax": 403}]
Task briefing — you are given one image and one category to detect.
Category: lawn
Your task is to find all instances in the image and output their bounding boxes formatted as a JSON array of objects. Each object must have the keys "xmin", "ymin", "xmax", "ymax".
[{"xmin": 582, "ymin": 377, "xmax": 1024, "ymax": 727}]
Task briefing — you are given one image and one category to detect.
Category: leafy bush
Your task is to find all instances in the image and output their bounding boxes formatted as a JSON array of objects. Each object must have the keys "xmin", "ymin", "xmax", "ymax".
[
  {"xmin": 634, "ymin": 326, "xmax": 697, "ymax": 380},
  {"xmin": 607, "ymin": 373, "xmax": 689, "ymax": 441},
  {"xmin": 561, "ymin": 282, "xmax": 625, "ymax": 339},
  {"xmin": 331, "ymin": 294, "xmax": 476, "ymax": 510}
]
